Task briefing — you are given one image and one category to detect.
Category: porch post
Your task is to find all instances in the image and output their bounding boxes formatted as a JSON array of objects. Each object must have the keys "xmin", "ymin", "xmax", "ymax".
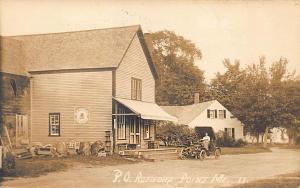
[{"xmin": 112, "ymin": 101, "xmax": 118, "ymax": 153}]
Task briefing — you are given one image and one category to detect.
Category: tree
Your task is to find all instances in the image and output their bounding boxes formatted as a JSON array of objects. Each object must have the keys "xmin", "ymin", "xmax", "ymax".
[
  {"xmin": 268, "ymin": 58, "xmax": 300, "ymax": 145},
  {"xmin": 210, "ymin": 59, "xmax": 246, "ymax": 111},
  {"xmin": 151, "ymin": 30, "xmax": 206, "ymax": 105},
  {"xmin": 209, "ymin": 57, "xmax": 300, "ymax": 146}
]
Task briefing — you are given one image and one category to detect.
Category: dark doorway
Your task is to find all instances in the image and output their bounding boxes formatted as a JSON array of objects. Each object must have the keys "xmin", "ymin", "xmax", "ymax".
[{"xmin": 195, "ymin": 127, "xmax": 215, "ymax": 140}]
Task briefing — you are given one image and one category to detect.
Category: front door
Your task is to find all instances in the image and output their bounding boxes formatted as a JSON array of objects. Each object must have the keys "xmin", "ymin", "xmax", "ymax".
[
  {"xmin": 16, "ymin": 114, "xmax": 29, "ymax": 146},
  {"xmin": 129, "ymin": 117, "xmax": 140, "ymax": 144}
]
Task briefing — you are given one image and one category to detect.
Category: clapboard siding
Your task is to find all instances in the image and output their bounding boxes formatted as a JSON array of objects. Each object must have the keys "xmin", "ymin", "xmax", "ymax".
[
  {"xmin": 31, "ymin": 71, "xmax": 112, "ymax": 144},
  {"xmin": 115, "ymin": 34, "xmax": 155, "ymax": 103}
]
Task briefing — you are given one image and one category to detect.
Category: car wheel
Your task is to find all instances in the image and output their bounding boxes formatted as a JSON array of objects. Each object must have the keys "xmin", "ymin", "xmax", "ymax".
[
  {"xmin": 215, "ymin": 149, "xmax": 221, "ymax": 159},
  {"xmin": 199, "ymin": 150, "xmax": 206, "ymax": 161},
  {"xmin": 179, "ymin": 148, "xmax": 187, "ymax": 160}
]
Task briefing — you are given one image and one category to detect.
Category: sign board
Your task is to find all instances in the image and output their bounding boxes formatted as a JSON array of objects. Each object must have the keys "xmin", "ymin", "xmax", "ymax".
[{"xmin": 74, "ymin": 108, "xmax": 89, "ymax": 124}]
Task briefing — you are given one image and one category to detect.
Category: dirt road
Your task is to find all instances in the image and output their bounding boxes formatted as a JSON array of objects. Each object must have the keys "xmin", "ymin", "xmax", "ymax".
[{"xmin": 2, "ymin": 148, "xmax": 300, "ymax": 188}]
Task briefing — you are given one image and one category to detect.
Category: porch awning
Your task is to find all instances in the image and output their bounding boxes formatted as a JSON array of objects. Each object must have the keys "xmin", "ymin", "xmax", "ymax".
[{"xmin": 113, "ymin": 97, "xmax": 178, "ymax": 122}]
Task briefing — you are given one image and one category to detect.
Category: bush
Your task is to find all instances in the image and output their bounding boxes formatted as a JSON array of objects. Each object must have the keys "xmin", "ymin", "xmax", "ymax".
[
  {"xmin": 156, "ymin": 122, "xmax": 197, "ymax": 146},
  {"xmin": 216, "ymin": 131, "xmax": 247, "ymax": 147},
  {"xmin": 0, "ymin": 152, "xmax": 16, "ymax": 177},
  {"xmin": 3, "ymin": 152, "xmax": 16, "ymax": 169},
  {"xmin": 295, "ymin": 135, "xmax": 300, "ymax": 145},
  {"xmin": 233, "ymin": 139, "xmax": 248, "ymax": 147}
]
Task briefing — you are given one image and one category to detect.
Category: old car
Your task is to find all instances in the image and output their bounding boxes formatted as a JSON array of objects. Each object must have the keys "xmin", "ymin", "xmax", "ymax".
[{"xmin": 179, "ymin": 127, "xmax": 221, "ymax": 160}]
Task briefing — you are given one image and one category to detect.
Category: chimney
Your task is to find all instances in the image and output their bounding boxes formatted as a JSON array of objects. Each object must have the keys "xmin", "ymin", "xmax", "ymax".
[
  {"xmin": 143, "ymin": 33, "xmax": 153, "ymax": 57},
  {"xmin": 194, "ymin": 93, "xmax": 200, "ymax": 104}
]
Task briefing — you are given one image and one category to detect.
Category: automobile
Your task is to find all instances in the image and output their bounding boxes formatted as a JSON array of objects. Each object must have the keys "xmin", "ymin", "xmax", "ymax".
[
  {"xmin": 179, "ymin": 127, "xmax": 221, "ymax": 160},
  {"xmin": 197, "ymin": 139, "xmax": 221, "ymax": 160},
  {"xmin": 179, "ymin": 144, "xmax": 202, "ymax": 160}
]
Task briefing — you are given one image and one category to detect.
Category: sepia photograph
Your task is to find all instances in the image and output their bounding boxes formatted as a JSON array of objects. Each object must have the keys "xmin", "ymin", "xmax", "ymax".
[{"xmin": 0, "ymin": 0, "xmax": 300, "ymax": 187}]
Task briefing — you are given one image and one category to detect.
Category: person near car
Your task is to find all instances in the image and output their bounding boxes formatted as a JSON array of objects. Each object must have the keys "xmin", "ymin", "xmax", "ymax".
[{"xmin": 202, "ymin": 132, "xmax": 210, "ymax": 150}]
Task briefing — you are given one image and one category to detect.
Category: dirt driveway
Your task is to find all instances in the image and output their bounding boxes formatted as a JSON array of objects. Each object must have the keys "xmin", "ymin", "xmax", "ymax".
[{"xmin": 2, "ymin": 148, "xmax": 300, "ymax": 188}]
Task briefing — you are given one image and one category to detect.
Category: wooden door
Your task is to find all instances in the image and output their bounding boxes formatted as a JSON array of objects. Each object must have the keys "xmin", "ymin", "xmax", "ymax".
[
  {"xmin": 16, "ymin": 114, "xmax": 29, "ymax": 146},
  {"xmin": 129, "ymin": 117, "xmax": 140, "ymax": 144}
]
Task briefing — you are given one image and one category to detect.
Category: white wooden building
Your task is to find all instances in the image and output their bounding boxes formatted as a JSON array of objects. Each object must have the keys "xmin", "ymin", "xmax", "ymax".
[{"xmin": 161, "ymin": 100, "xmax": 244, "ymax": 140}]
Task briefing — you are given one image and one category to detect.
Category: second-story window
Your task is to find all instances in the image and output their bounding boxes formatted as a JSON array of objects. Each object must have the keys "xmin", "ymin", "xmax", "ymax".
[
  {"xmin": 207, "ymin": 109, "xmax": 217, "ymax": 119},
  {"xmin": 219, "ymin": 110, "xmax": 226, "ymax": 119},
  {"xmin": 131, "ymin": 78, "xmax": 142, "ymax": 100}
]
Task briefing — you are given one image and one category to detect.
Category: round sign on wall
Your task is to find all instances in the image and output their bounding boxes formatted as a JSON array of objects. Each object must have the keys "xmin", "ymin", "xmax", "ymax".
[{"xmin": 74, "ymin": 108, "xmax": 89, "ymax": 124}]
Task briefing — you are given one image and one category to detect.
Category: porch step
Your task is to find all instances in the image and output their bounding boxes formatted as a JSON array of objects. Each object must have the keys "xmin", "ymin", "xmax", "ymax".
[
  {"xmin": 122, "ymin": 148, "xmax": 180, "ymax": 161},
  {"xmin": 123, "ymin": 148, "xmax": 178, "ymax": 156},
  {"xmin": 142, "ymin": 151, "xmax": 180, "ymax": 161}
]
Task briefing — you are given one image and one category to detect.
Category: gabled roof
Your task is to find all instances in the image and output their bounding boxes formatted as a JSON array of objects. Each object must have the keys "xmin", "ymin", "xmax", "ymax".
[
  {"xmin": 0, "ymin": 25, "xmax": 158, "ymax": 78},
  {"xmin": 161, "ymin": 100, "xmax": 215, "ymax": 125}
]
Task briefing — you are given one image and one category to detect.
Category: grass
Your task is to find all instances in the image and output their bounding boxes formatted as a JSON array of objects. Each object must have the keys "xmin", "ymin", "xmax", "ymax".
[
  {"xmin": 1, "ymin": 156, "xmax": 69, "ymax": 178},
  {"xmin": 221, "ymin": 146, "xmax": 271, "ymax": 155},
  {"xmin": 269, "ymin": 144, "xmax": 300, "ymax": 150},
  {"xmin": 229, "ymin": 171, "xmax": 300, "ymax": 188},
  {"xmin": 0, "ymin": 154, "xmax": 143, "ymax": 178}
]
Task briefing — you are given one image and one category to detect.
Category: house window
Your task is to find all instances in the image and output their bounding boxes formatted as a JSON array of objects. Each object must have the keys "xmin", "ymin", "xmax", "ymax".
[
  {"xmin": 117, "ymin": 115, "xmax": 126, "ymax": 139},
  {"xmin": 219, "ymin": 110, "xmax": 226, "ymax": 119},
  {"xmin": 49, "ymin": 113, "xmax": 60, "ymax": 136},
  {"xmin": 144, "ymin": 120, "xmax": 150, "ymax": 139},
  {"xmin": 10, "ymin": 79, "xmax": 17, "ymax": 96},
  {"xmin": 225, "ymin": 128, "xmax": 235, "ymax": 139},
  {"xmin": 131, "ymin": 78, "xmax": 142, "ymax": 100},
  {"xmin": 117, "ymin": 107, "xmax": 126, "ymax": 140},
  {"xmin": 207, "ymin": 109, "xmax": 218, "ymax": 119}
]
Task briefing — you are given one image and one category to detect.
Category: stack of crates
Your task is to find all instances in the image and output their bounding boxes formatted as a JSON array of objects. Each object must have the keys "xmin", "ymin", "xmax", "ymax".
[{"xmin": 105, "ymin": 131, "xmax": 111, "ymax": 154}]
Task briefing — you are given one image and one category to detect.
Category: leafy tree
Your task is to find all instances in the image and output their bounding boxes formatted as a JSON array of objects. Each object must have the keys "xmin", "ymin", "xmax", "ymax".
[
  {"xmin": 210, "ymin": 59, "xmax": 246, "ymax": 111},
  {"xmin": 151, "ymin": 30, "xmax": 205, "ymax": 105},
  {"xmin": 210, "ymin": 57, "xmax": 300, "ymax": 146},
  {"xmin": 268, "ymin": 58, "xmax": 300, "ymax": 145}
]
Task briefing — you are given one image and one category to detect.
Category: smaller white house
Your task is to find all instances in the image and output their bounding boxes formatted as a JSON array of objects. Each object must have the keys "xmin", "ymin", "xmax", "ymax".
[{"xmin": 161, "ymin": 100, "xmax": 244, "ymax": 140}]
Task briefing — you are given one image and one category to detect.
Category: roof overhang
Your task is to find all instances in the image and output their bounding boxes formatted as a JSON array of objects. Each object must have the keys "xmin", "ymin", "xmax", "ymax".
[{"xmin": 113, "ymin": 97, "xmax": 178, "ymax": 122}]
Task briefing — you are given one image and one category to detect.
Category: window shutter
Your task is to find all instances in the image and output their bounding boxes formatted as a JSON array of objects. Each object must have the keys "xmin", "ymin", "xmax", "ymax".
[
  {"xmin": 138, "ymin": 80, "xmax": 142, "ymax": 100},
  {"xmin": 232, "ymin": 128, "xmax": 235, "ymax": 139},
  {"xmin": 224, "ymin": 110, "xmax": 226, "ymax": 118},
  {"xmin": 207, "ymin": 110, "xmax": 210, "ymax": 118},
  {"xmin": 131, "ymin": 79, "xmax": 134, "ymax": 99},
  {"xmin": 215, "ymin": 109, "xmax": 217, "ymax": 118}
]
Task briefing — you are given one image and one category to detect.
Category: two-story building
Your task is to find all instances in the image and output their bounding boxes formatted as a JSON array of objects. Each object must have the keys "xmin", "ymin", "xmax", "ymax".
[
  {"xmin": 0, "ymin": 25, "xmax": 177, "ymax": 151},
  {"xmin": 161, "ymin": 100, "xmax": 244, "ymax": 140}
]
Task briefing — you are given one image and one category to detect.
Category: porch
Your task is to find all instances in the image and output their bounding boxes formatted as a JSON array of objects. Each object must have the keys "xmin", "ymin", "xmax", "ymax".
[{"xmin": 112, "ymin": 97, "xmax": 177, "ymax": 152}]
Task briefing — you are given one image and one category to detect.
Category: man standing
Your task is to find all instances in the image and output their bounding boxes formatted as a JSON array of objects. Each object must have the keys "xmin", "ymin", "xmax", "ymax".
[{"xmin": 202, "ymin": 132, "xmax": 210, "ymax": 150}]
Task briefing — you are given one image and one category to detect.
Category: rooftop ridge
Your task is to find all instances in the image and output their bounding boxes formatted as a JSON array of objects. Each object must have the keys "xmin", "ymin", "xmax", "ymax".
[
  {"xmin": 160, "ymin": 100, "xmax": 217, "ymax": 124},
  {"xmin": 177, "ymin": 100, "xmax": 215, "ymax": 116},
  {"xmin": 161, "ymin": 100, "xmax": 216, "ymax": 108},
  {"xmin": 0, "ymin": 24, "xmax": 141, "ymax": 38}
]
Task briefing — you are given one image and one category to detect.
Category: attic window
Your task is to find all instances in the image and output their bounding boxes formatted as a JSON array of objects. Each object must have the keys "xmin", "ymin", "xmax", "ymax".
[
  {"xmin": 131, "ymin": 78, "xmax": 142, "ymax": 101},
  {"xmin": 207, "ymin": 109, "xmax": 217, "ymax": 119},
  {"xmin": 10, "ymin": 79, "xmax": 17, "ymax": 96},
  {"xmin": 218, "ymin": 110, "xmax": 226, "ymax": 119}
]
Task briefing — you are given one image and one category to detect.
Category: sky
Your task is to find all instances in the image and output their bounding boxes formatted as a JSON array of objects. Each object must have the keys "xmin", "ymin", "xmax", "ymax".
[{"xmin": 1, "ymin": 0, "xmax": 300, "ymax": 81}]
